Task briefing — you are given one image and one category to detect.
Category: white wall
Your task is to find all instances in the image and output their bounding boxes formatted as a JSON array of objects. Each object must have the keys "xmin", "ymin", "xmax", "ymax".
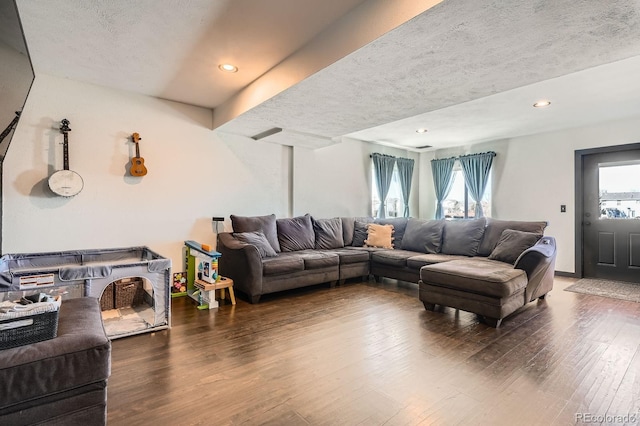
[
  {"xmin": 10, "ymin": 74, "xmax": 639, "ymax": 276},
  {"xmin": 418, "ymin": 150, "xmax": 435, "ymax": 219},
  {"xmin": 3, "ymin": 74, "xmax": 289, "ymax": 269},
  {"xmin": 3, "ymin": 74, "xmax": 400, "ymax": 270},
  {"xmin": 419, "ymin": 115, "xmax": 640, "ymax": 274},
  {"xmin": 293, "ymin": 138, "xmax": 420, "ymax": 218}
]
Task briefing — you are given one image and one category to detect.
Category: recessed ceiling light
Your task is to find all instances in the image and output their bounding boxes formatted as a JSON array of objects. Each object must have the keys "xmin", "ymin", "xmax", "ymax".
[
  {"xmin": 218, "ymin": 64, "xmax": 238, "ymax": 73},
  {"xmin": 533, "ymin": 100, "xmax": 551, "ymax": 108},
  {"xmin": 416, "ymin": 128, "xmax": 428, "ymax": 133}
]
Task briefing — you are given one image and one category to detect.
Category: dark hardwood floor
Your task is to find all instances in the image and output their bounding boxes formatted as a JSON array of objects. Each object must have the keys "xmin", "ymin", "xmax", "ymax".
[{"xmin": 107, "ymin": 277, "xmax": 640, "ymax": 425}]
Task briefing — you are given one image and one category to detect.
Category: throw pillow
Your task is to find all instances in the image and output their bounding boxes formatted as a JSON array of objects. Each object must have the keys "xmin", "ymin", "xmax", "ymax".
[
  {"xmin": 341, "ymin": 216, "xmax": 373, "ymax": 246},
  {"xmin": 488, "ymin": 229, "xmax": 542, "ymax": 264},
  {"xmin": 477, "ymin": 218, "xmax": 547, "ymax": 256},
  {"xmin": 365, "ymin": 223, "xmax": 394, "ymax": 249},
  {"xmin": 312, "ymin": 217, "xmax": 344, "ymax": 249},
  {"xmin": 233, "ymin": 231, "xmax": 278, "ymax": 258},
  {"xmin": 276, "ymin": 214, "xmax": 315, "ymax": 252},
  {"xmin": 441, "ymin": 218, "xmax": 487, "ymax": 256},
  {"xmin": 230, "ymin": 214, "xmax": 281, "ymax": 252},
  {"xmin": 401, "ymin": 218, "xmax": 445, "ymax": 253},
  {"xmin": 351, "ymin": 220, "xmax": 370, "ymax": 247},
  {"xmin": 374, "ymin": 218, "xmax": 408, "ymax": 247}
]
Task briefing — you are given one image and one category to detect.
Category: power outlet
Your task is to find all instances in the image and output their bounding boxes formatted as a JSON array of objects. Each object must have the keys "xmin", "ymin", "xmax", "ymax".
[{"xmin": 560, "ymin": 205, "xmax": 566, "ymax": 213}]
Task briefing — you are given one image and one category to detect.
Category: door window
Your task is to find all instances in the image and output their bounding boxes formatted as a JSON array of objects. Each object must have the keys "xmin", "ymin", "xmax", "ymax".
[{"xmin": 599, "ymin": 162, "xmax": 640, "ymax": 219}]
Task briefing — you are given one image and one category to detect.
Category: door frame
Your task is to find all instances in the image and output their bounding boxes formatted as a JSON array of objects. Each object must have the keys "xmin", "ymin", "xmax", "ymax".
[{"xmin": 574, "ymin": 142, "xmax": 640, "ymax": 278}]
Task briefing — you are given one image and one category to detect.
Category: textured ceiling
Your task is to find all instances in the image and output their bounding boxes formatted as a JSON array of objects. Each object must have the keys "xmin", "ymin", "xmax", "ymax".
[
  {"xmin": 16, "ymin": 0, "xmax": 369, "ymax": 109},
  {"xmin": 218, "ymin": 0, "xmax": 640, "ymax": 150},
  {"xmin": 15, "ymin": 0, "xmax": 640, "ymax": 151}
]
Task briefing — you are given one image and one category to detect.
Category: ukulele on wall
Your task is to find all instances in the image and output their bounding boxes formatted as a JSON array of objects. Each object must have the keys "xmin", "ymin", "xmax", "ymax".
[
  {"xmin": 130, "ymin": 132, "xmax": 147, "ymax": 177},
  {"xmin": 48, "ymin": 119, "xmax": 84, "ymax": 197}
]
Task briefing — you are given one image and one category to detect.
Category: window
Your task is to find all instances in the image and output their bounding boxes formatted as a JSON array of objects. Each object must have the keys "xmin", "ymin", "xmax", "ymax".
[
  {"xmin": 599, "ymin": 162, "xmax": 640, "ymax": 219},
  {"xmin": 371, "ymin": 164, "xmax": 403, "ymax": 217},
  {"xmin": 442, "ymin": 162, "xmax": 492, "ymax": 219}
]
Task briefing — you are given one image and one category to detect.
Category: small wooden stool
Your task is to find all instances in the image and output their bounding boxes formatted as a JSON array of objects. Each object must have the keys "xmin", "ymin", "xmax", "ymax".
[{"xmin": 194, "ymin": 277, "xmax": 236, "ymax": 309}]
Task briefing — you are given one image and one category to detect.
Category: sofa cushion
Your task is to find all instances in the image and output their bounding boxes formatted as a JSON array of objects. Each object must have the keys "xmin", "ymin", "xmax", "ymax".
[
  {"xmin": 365, "ymin": 223, "xmax": 394, "ymax": 249},
  {"xmin": 233, "ymin": 231, "xmax": 277, "ymax": 258},
  {"xmin": 374, "ymin": 218, "xmax": 408, "ymax": 248},
  {"xmin": 441, "ymin": 218, "xmax": 486, "ymax": 256},
  {"xmin": 401, "ymin": 218, "xmax": 445, "ymax": 253},
  {"xmin": 327, "ymin": 248, "xmax": 370, "ymax": 265},
  {"xmin": 341, "ymin": 217, "xmax": 373, "ymax": 246},
  {"xmin": 312, "ymin": 217, "xmax": 344, "ymax": 249},
  {"xmin": 262, "ymin": 254, "xmax": 304, "ymax": 276},
  {"xmin": 406, "ymin": 253, "xmax": 471, "ymax": 269},
  {"xmin": 297, "ymin": 250, "xmax": 339, "ymax": 270},
  {"xmin": 478, "ymin": 218, "xmax": 547, "ymax": 256},
  {"xmin": 488, "ymin": 229, "xmax": 542, "ymax": 264},
  {"xmin": 231, "ymin": 214, "xmax": 281, "ymax": 252},
  {"xmin": 343, "ymin": 246, "xmax": 386, "ymax": 254},
  {"xmin": 420, "ymin": 258, "xmax": 527, "ymax": 298},
  {"xmin": 371, "ymin": 249, "xmax": 419, "ymax": 267},
  {"xmin": 276, "ymin": 214, "xmax": 315, "ymax": 252},
  {"xmin": 351, "ymin": 220, "xmax": 371, "ymax": 247}
]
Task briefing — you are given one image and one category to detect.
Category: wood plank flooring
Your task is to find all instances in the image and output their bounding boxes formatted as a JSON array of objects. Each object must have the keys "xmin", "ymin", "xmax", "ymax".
[{"xmin": 107, "ymin": 277, "xmax": 640, "ymax": 425}]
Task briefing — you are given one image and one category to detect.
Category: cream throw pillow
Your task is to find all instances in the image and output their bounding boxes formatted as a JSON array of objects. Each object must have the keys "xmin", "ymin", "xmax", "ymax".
[{"xmin": 365, "ymin": 223, "xmax": 394, "ymax": 249}]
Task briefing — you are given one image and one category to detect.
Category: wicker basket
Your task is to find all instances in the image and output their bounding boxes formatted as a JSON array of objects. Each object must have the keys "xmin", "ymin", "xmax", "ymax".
[
  {"xmin": 0, "ymin": 310, "xmax": 60, "ymax": 350},
  {"xmin": 100, "ymin": 282, "xmax": 115, "ymax": 311},
  {"xmin": 114, "ymin": 279, "xmax": 145, "ymax": 309}
]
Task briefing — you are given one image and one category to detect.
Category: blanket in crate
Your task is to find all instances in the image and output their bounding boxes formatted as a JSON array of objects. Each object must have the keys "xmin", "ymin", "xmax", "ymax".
[{"xmin": 0, "ymin": 295, "xmax": 61, "ymax": 326}]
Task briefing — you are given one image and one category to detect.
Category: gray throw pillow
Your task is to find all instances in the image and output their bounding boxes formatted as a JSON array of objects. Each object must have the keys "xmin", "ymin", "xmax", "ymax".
[
  {"xmin": 374, "ymin": 217, "xmax": 408, "ymax": 248},
  {"xmin": 488, "ymin": 229, "xmax": 542, "ymax": 264},
  {"xmin": 313, "ymin": 217, "xmax": 344, "ymax": 249},
  {"xmin": 351, "ymin": 220, "xmax": 370, "ymax": 247},
  {"xmin": 441, "ymin": 218, "xmax": 487, "ymax": 256},
  {"xmin": 401, "ymin": 218, "xmax": 445, "ymax": 253},
  {"xmin": 230, "ymin": 214, "xmax": 281, "ymax": 252},
  {"xmin": 341, "ymin": 216, "xmax": 373, "ymax": 246},
  {"xmin": 276, "ymin": 214, "xmax": 315, "ymax": 252},
  {"xmin": 477, "ymin": 218, "xmax": 547, "ymax": 256},
  {"xmin": 233, "ymin": 231, "xmax": 278, "ymax": 258}
]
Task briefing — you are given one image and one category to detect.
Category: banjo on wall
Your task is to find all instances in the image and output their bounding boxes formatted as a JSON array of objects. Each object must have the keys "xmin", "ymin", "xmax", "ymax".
[{"xmin": 48, "ymin": 119, "xmax": 84, "ymax": 197}]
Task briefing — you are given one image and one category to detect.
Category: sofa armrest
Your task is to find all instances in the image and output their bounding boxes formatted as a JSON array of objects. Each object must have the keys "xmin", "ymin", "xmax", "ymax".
[
  {"xmin": 217, "ymin": 232, "xmax": 264, "ymax": 302},
  {"xmin": 514, "ymin": 236, "xmax": 557, "ymax": 302}
]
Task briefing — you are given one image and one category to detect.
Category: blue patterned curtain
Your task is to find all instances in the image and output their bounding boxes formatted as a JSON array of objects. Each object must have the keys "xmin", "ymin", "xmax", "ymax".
[
  {"xmin": 459, "ymin": 151, "xmax": 496, "ymax": 218},
  {"xmin": 431, "ymin": 157, "xmax": 456, "ymax": 219},
  {"xmin": 372, "ymin": 153, "xmax": 397, "ymax": 218},
  {"xmin": 396, "ymin": 157, "xmax": 414, "ymax": 217}
]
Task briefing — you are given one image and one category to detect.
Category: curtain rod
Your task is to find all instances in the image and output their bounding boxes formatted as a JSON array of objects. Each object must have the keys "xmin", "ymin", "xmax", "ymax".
[
  {"xmin": 369, "ymin": 153, "xmax": 413, "ymax": 159},
  {"xmin": 432, "ymin": 151, "xmax": 496, "ymax": 161},
  {"xmin": 370, "ymin": 151, "xmax": 496, "ymax": 159}
]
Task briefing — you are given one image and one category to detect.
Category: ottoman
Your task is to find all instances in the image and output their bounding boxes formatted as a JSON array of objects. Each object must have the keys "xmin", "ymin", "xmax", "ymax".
[
  {"xmin": 419, "ymin": 258, "xmax": 528, "ymax": 328},
  {"xmin": 0, "ymin": 297, "xmax": 111, "ymax": 425}
]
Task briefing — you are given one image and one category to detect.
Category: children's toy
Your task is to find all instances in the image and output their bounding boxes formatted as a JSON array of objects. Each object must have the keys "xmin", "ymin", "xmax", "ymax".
[{"xmin": 183, "ymin": 240, "xmax": 221, "ymax": 309}]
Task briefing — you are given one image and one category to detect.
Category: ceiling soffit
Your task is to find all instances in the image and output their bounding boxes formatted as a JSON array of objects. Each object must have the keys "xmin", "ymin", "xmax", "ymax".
[{"xmin": 217, "ymin": 0, "xmax": 640, "ymax": 149}]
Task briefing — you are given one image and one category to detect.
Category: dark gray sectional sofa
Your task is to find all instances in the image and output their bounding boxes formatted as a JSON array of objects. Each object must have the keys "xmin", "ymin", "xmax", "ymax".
[
  {"xmin": 0, "ymin": 298, "xmax": 111, "ymax": 425},
  {"xmin": 217, "ymin": 214, "xmax": 557, "ymax": 327}
]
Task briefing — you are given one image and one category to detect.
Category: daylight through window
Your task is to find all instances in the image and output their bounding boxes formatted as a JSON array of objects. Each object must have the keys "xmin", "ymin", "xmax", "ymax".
[
  {"xmin": 371, "ymin": 164, "xmax": 403, "ymax": 217},
  {"xmin": 442, "ymin": 162, "xmax": 492, "ymax": 219},
  {"xmin": 599, "ymin": 162, "xmax": 640, "ymax": 219}
]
